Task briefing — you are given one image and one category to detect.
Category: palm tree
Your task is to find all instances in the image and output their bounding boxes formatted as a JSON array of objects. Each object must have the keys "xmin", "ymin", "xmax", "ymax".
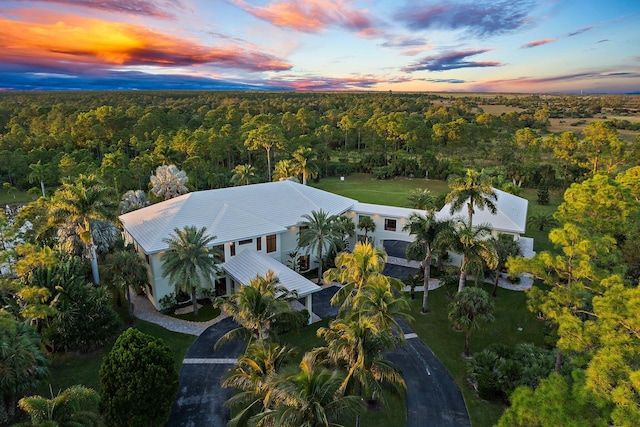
[
  {"xmin": 403, "ymin": 212, "xmax": 453, "ymax": 313},
  {"xmin": 440, "ymin": 219, "xmax": 498, "ymax": 293},
  {"xmin": 150, "ymin": 164, "xmax": 189, "ymax": 200},
  {"xmin": 28, "ymin": 160, "xmax": 50, "ymax": 198},
  {"xmin": 119, "ymin": 189, "xmax": 151, "ymax": 214},
  {"xmin": 527, "ymin": 212, "xmax": 558, "ymax": 231},
  {"xmin": 489, "ymin": 234, "xmax": 522, "ymax": 297},
  {"xmin": 446, "ymin": 169, "xmax": 497, "ymax": 228},
  {"xmin": 19, "ymin": 385, "xmax": 100, "ymax": 427},
  {"xmin": 351, "ymin": 275, "xmax": 412, "ymax": 335},
  {"xmin": 315, "ymin": 316, "xmax": 406, "ymax": 426},
  {"xmin": 230, "ymin": 164, "xmax": 258, "ymax": 186},
  {"xmin": 325, "ymin": 241, "xmax": 387, "ymax": 312},
  {"xmin": 448, "ymin": 287, "xmax": 494, "ymax": 358},
  {"xmin": 333, "ymin": 214, "xmax": 355, "ymax": 251},
  {"xmin": 357, "ymin": 216, "xmax": 376, "ymax": 242},
  {"xmin": 160, "ymin": 226, "xmax": 222, "ymax": 318},
  {"xmin": 215, "ymin": 271, "xmax": 303, "ymax": 346},
  {"xmin": 407, "ymin": 188, "xmax": 436, "ymax": 210},
  {"xmin": 291, "ymin": 146, "xmax": 319, "ymax": 185},
  {"xmin": 103, "ymin": 244, "xmax": 148, "ymax": 321},
  {"xmin": 223, "ymin": 341, "xmax": 296, "ymax": 427},
  {"xmin": 298, "ymin": 210, "xmax": 341, "ymax": 285},
  {"xmin": 47, "ymin": 174, "xmax": 117, "ymax": 285},
  {"xmin": 257, "ymin": 352, "xmax": 362, "ymax": 427}
]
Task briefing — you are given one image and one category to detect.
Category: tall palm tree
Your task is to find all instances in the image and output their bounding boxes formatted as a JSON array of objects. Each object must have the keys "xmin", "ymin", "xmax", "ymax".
[
  {"xmin": 291, "ymin": 146, "xmax": 319, "ymax": 185},
  {"xmin": 298, "ymin": 210, "xmax": 341, "ymax": 285},
  {"xmin": 215, "ymin": 271, "xmax": 303, "ymax": 346},
  {"xmin": 160, "ymin": 226, "xmax": 221, "ymax": 318},
  {"xmin": 150, "ymin": 164, "xmax": 189, "ymax": 200},
  {"xmin": 272, "ymin": 159, "xmax": 297, "ymax": 182},
  {"xmin": 223, "ymin": 341, "xmax": 296, "ymax": 427},
  {"xmin": 27, "ymin": 160, "xmax": 50, "ymax": 198},
  {"xmin": 448, "ymin": 287, "xmax": 494, "ymax": 358},
  {"xmin": 257, "ymin": 352, "xmax": 362, "ymax": 427},
  {"xmin": 446, "ymin": 169, "xmax": 497, "ymax": 228},
  {"xmin": 351, "ymin": 275, "xmax": 412, "ymax": 336},
  {"xmin": 103, "ymin": 244, "xmax": 148, "ymax": 321},
  {"xmin": 441, "ymin": 219, "xmax": 498, "ymax": 293},
  {"xmin": 489, "ymin": 234, "xmax": 522, "ymax": 297},
  {"xmin": 230, "ymin": 164, "xmax": 258, "ymax": 186},
  {"xmin": 325, "ymin": 241, "xmax": 387, "ymax": 313},
  {"xmin": 47, "ymin": 174, "xmax": 117, "ymax": 285},
  {"xmin": 403, "ymin": 212, "xmax": 453, "ymax": 313}
]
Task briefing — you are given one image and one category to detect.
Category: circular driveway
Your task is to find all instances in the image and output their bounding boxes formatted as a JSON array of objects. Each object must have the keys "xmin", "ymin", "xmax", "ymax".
[{"xmin": 166, "ymin": 287, "xmax": 470, "ymax": 427}]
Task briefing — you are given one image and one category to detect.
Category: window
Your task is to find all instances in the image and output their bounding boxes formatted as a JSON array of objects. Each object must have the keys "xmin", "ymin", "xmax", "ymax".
[
  {"xmin": 229, "ymin": 242, "xmax": 236, "ymax": 257},
  {"xmin": 298, "ymin": 254, "xmax": 310, "ymax": 271},
  {"xmin": 384, "ymin": 218, "xmax": 397, "ymax": 231},
  {"xmin": 298, "ymin": 225, "xmax": 308, "ymax": 236},
  {"xmin": 145, "ymin": 254, "xmax": 150, "ymax": 264},
  {"xmin": 256, "ymin": 237, "xmax": 262, "ymax": 251},
  {"xmin": 266, "ymin": 234, "xmax": 277, "ymax": 253},
  {"xmin": 239, "ymin": 238, "xmax": 252, "ymax": 245}
]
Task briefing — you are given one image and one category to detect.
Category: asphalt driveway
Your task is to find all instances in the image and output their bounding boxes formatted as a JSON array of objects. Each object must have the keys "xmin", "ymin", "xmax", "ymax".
[{"xmin": 166, "ymin": 286, "xmax": 470, "ymax": 427}]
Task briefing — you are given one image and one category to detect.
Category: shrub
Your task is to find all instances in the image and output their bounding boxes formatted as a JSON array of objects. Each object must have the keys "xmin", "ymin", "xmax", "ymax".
[
  {"xmin": 99, "ymin": 328, "xmax": 178, "ymax": 427},
  {"xmin": 537, "ymin": 186, "xmax": 550, "ymax": 205}
]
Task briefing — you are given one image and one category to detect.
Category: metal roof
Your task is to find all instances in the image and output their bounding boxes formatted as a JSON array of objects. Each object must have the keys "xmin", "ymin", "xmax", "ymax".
[
  {"xmin": 437, "ymin": 188, "xmax": 528, "ymax": 234},
  {"xmin": 119, "ymin": 180, "xmax": 357, "ymax": 254},
  {"xmin": 223, "ymin": 250, "xmax": 321, "ymax": 298},
  {"xmin": 352, "ymin": 202, "xmax": 425, "ymax": 218}
]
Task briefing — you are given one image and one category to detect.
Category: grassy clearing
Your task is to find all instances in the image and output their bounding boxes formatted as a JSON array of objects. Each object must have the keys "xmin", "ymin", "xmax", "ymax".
[
  {"xmin": 0, "ymin": 189, "xmax": 36, "ymax": 205},
  {"xmin": 408, "ymin": 284, "xmax": 546, "ymax": 427},
  {"xmin": 41, "ymin": 318, "xmax": 195, "ymax": 396}
]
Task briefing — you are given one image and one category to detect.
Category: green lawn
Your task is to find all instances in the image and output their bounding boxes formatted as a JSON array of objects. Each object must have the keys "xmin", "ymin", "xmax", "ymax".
[
  {"xmin": 0, "ymin": 189, "xmax": 37, "ymax": 205},
  {"xmin": 41, "ymin": 318, "xmax": 195, "ymax": 396}
]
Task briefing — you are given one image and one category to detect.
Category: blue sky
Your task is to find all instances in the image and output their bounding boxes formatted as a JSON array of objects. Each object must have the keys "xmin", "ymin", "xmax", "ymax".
[{"xmin": 0, "ymin": 0, "xmax": 638, "ymax": 92}]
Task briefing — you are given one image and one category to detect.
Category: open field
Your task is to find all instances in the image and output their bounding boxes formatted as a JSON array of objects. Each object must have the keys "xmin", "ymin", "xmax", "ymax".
[{"xmin": 548, "ymin": 117, "xmax": 640, "ymax": 142}]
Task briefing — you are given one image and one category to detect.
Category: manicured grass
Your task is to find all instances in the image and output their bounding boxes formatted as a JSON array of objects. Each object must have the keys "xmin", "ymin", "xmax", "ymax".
[
  {"xmin": 41, "ymin": 318, "xmax": 195, "ymax": 396},
  {"xmin": 171, "ymin": 304, "xmax": 221, "ymax": 322},
  {"xmin": 408, "ymin": 284, "xmax": 546, "ymax": 427},
  {"xmin": 0, "ymin": 189, "xmax": 36, "ymax": 205},
  {"xmin": 312, "ymin": 173, "xmax": 450, "ymax": 207}
]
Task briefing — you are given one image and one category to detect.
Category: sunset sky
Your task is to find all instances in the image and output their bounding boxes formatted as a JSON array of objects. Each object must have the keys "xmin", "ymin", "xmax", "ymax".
[{"xmin": 1, "ymin": 0, "xmax": 639, "ymax": 93}]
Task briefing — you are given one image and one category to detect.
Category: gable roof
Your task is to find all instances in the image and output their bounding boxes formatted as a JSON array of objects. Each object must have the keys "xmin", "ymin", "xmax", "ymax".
[
  {"xmin": 119, "ymin": 180, "xmax": 357, "ymax": 254},
  {"xmin": 223, "ymin": 250, "xmax": 320, "ymax": 298},
  {"xmin": 437, "ymin": 188, "xmax": 528, "ymax": 234}
]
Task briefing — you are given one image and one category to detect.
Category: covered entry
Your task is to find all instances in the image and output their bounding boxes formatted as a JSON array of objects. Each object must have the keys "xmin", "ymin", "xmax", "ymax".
[{"xmin": 222, "ymin": 250, "xmax": 321, "ymax": 324}]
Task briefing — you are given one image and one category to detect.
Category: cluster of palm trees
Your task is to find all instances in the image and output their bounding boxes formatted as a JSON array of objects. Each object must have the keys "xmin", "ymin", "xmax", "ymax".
[{"xmin": 218, "ymin": 241, "xmax": 411, "ymax": 427}]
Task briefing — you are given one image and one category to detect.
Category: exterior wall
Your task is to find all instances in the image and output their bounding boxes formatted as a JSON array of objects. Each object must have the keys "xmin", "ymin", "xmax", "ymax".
[{"xmin": 350, "ymin": 210, "xmax": 413, "ymax": 249}]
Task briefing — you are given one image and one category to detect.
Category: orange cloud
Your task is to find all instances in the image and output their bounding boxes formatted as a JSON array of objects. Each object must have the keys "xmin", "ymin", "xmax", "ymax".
[
  {"xmin": 267, "ymin": 74, "xmax": 412, "ymax": 90},
  {"xmin": 230, "ymin": 0, "xmax": 381, "ymax": 37},
  {"xmin": 0, "ymin": 15, "xmax": 291, "ymax": 72},
  {"xmin": 520, "ymin": 38, "xmax": 556, "ymax": 49}
]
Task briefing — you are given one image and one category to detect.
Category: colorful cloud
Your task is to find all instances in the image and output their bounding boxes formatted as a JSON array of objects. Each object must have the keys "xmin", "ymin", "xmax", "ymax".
[
  {"xmin": 567, "ymin": 26, "xmax": 594, "ymax": 37},
  {"xmin": 395, "ymin": 0, "xmax": 534, "ymax": 37},
  {"xmin": 403, "ymin": 49, "xmax": 502, "ymax": 72},
  {"xmin": 0, "ymin": 15, "xmax": 291, "ymax": 73},
  {"xmin": 520, "ymin": 38, "xmax": 556, "ymax": 49},
  {"xmin": 229, "ymin": 0, "xmax": 381, "ymax": 37},
  {"xmin": 12, "ymin": 0, "xmax": 182, "ymax": 20},
  {"xmin": 266, "ymin": 74, "xmax": 412, "ymax": 91}
]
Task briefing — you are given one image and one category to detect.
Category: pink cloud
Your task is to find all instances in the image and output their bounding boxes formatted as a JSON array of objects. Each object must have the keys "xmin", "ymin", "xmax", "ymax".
[
  {"xmin": 520, "ymin": 38, "xmax": 556, "ymax": 49},
  {"xmin": 229, "ymin": 0, "xmax": 381, "ymax": 37},
  {"xmin": 12, "ymin": 0, "xmax": 183, "ymax": 20}
]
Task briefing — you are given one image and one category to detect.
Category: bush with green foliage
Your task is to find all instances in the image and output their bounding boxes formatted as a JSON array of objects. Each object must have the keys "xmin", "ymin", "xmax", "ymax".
[
  {"xmin": 537, "ymin": 186, "xmax": 550, "ymax": 205},
  {"xmin": 28, "ymin": 257, "xmax": 121, "ymax": 352},
  {"xmin": 467, "ymin": 343, "xmax": 557, "ymax": 401},
  {"xmin": 99, "ymin": 328, "xmax": 178, "ymax": 427},
  {"xmin": 0, "ymin": 312, "xmax": 49, "ymax": 424}
]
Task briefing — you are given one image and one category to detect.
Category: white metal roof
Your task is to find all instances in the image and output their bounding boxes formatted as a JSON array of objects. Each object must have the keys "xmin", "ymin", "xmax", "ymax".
[
  {"xmin": 119, "ymin": 180, "xmax": 357, "ymax": 254},
  {"xmin": 351, "ymin": 202, "xmax": 425, "ymax": 218},
  {"xmin": 437, "ymin": 188, "xmax": 528, "ymax": 234},
  {"xmin": 223, "ymin": 250, "xmax": 321, "ymax": 298}
]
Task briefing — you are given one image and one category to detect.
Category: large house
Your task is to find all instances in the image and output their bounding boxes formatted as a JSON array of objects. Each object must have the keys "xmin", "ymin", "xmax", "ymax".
[{"xmin": 119, "ymin": 180, "xmax": 530, "ymax": 318}]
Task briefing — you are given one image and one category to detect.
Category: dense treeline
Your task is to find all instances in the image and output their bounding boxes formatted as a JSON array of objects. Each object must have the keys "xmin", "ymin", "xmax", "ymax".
[{"xmin": 1, "ymin": 91, "xmax": 638, "ymax": 199}]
